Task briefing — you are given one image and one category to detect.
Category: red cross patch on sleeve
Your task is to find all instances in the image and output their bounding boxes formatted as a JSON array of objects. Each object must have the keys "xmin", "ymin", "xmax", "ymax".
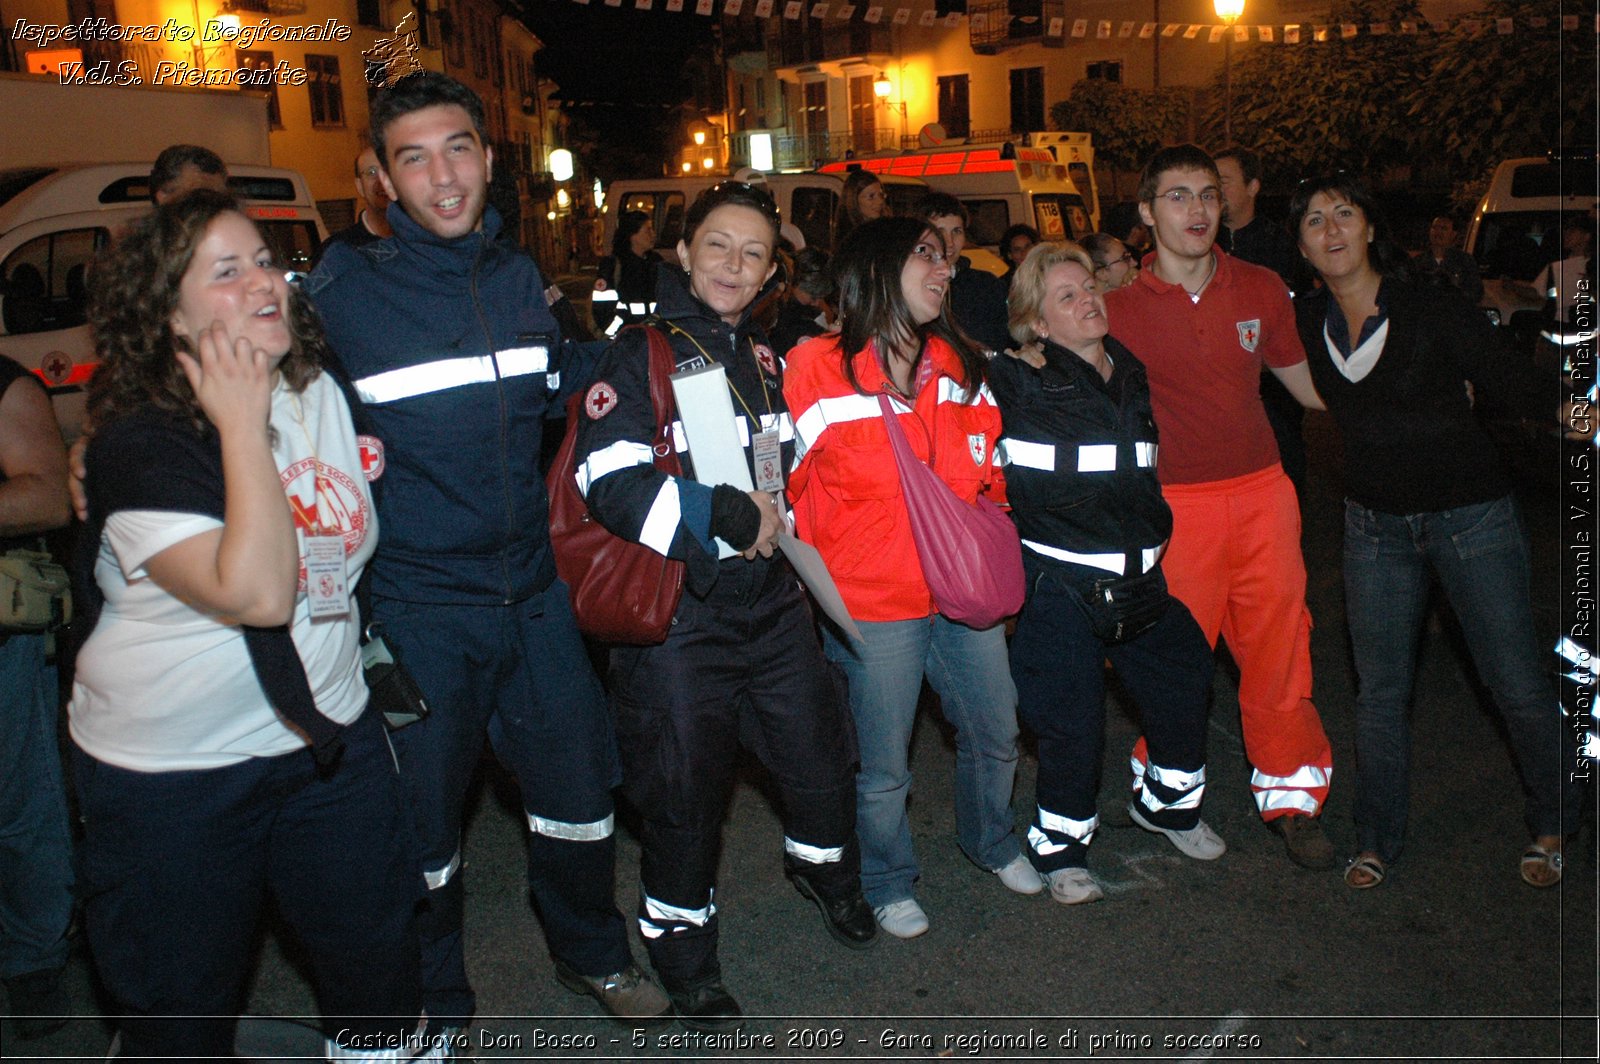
[
  {"xmin": 585, "ymin": 381, "xmax": 619, "ymax": 420},
  {"xmin": 1237, "ymin": 319, "xmax": 1261, "ymax": 352},
  {"xmin": 357, "ymin": 435, "xmax": 385, "ymax": 482}
]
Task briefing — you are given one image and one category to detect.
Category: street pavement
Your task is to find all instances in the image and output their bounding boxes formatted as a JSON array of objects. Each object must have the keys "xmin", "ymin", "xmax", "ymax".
[{"xmin": 4, "ymin": 411, "xmax": 1595, "ymax": 1062}]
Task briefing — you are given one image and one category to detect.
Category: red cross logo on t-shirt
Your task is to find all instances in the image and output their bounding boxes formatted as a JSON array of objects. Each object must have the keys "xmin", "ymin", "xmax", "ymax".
[{"xmin": 1237, "ymin": 319, "xmax": 1261, "ymax": 353}]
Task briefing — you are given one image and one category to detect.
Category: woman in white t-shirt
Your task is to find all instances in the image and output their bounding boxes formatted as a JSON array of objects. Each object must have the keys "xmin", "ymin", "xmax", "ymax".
[{"xmin": 73, "ymin": 190, "xmax": 427, "ymax": 1062}]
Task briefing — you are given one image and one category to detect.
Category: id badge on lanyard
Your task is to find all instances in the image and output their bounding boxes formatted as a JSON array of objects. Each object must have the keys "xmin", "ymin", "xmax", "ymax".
[
  {"xmin": 751, "ymin": 428, "xmax": 784, "ymax": 493},
  {"xmin": 304, "ymin": 533, "xmax": 350, "ymax": 619}
]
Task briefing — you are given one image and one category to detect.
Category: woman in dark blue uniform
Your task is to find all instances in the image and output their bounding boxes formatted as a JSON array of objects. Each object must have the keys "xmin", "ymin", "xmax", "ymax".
[
  {"xmin": 991, "ymin": 242, "xmax": 1223, "ymax": 905},
  {"xmin": 571, "ymin": 183, "xmax": 872, "ymax": 1031}
]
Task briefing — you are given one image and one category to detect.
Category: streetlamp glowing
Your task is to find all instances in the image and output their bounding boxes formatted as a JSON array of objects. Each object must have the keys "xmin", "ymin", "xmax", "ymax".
[
  {"xmin": 693, "ymin": 130, "xmax": 707, "ymax": 146},
  {"xmin": 550, "ymin": 148, "xmax": 574, "ymax": 182},
  {"xmin": 873, "ymin": 73, "xmax": 893, "ymax": 98},
  {"xmin": 1213, "ymin": 0, "xmax": 1245, "ymax": 143}
]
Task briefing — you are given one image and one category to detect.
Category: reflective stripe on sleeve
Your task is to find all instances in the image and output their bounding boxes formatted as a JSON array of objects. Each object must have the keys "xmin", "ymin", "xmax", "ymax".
[
  {"xmin": 1136, "ymin": 442, "xmax": 1158, "ymax": 468},
  {"xmin": 996, "ymin": 438, "xmax": 1055, "ymax": 471},
  {"xmin": 353, "ymin": 347, "xmax": 550, "ymax": 404},
  {"xmin": 576, "ymin": 440, "xmax": 655, "ymax": 497},
  {"xmin": 591, "ymin": 289, "xmax": 620, "ymax": 303},
  {"xmin": 527, "ymin": 812, "xmax": 615, "ymax": 841},
  {"xmin": 791, "ymin": 392, "xmax": 911, "ymax": 461},
  {"xmin": 638, "ymin": 479, "xmax": 682, "ymax": 556}
]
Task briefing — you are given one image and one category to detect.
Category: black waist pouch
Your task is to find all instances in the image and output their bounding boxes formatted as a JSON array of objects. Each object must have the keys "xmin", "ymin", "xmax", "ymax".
[{"xmin": 1077, "ymin": 567, "xmax": 1172, "ymax": 644}]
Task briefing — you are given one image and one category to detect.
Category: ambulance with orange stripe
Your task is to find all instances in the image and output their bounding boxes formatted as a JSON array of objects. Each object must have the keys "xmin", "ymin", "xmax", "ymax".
[
  {"xmin": 819, "ymin": 132, "xmax": 1100, "ymax": 276},
  {"xmin": 0, "ymin": 163, "xmax": 325, "ymax": 439}
]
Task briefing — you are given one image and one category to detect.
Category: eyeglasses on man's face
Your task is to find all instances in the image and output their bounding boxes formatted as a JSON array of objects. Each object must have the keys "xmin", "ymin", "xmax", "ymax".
[
  {"xmin": 1096, "ymin": 252, "xmax": 1136, "ymax": 270},
  {"xmin": 1155, "ymin": 188, "xmax": 1221, "ymax": 208}
]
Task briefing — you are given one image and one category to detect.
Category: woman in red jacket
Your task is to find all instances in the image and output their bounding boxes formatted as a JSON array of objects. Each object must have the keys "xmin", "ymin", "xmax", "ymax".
[{"xmin": 785, "ymin": 217, "xmax": 1037, "ymax": 940}]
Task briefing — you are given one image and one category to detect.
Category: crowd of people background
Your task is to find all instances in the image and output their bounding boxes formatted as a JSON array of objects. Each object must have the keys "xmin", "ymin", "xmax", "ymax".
[{"xmin": 0, "ymin": 69, "xmax": 1589, "ymax": 1057}]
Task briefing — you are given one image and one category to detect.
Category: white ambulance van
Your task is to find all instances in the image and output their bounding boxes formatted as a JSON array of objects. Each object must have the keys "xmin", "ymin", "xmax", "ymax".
[
  {"xmin": 819, "ymin": 133, "xmax": 1099, "ymax": 275},
  {"xmin": 601, "ymin": 168, "xmax": 930, "ymax": 256},
  {"xmin": 0, "ymin": 163, "xmax": 326, "ymax": 439}
]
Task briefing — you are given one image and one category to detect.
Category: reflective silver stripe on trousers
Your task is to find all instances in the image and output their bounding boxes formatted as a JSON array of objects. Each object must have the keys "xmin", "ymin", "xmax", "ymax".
[
  {"xmin": 783, "ymin": 836, "xmax": 845, "ymax": 864},
  {"xmin": 1138, "ymin": 763, "xmax": 1207, "ymax": 812},
  {"xmin": 1029, "ymin": 808, "xmax": 1098, "ymax": 855},
  {"xmin": 526, "ymin": 812, "xmax": 615, "ymax": 841},
  {"xmin": 638, "ymin": 890, "xmax": 716, "ymax": 938},
  {"xmin": 353, "ymin": 346, "xmax": 550, "ymax": 404},
  {"xmin": 423, "ymin": 849, "xmax": 462, "ymax": 890}
]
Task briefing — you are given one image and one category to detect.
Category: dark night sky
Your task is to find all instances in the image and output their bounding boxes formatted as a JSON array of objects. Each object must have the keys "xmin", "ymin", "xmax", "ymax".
[{"xmin": 516, "ymin": 0, "xmax": 719, "ymax": 175}]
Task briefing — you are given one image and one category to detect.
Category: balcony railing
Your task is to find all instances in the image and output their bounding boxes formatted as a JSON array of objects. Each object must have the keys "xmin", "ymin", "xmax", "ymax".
[
  {"xmin": 771, "ymin": 21, "xmax": 892, "ymax": 67},
  {"xmin": 968, "ymin": 0, "xmax": 1066, "ymax": 54}
]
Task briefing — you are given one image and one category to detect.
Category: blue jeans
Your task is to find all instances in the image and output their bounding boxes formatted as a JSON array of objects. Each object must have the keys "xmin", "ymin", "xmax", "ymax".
[
  {"xmin": 1343, "ymin": 496, "xmax": 1581, "ymax": 863},
  {"xmin": 824, "ymin": 615, "xmax": 1021, "ymax": 908},
  {"xmin": 0, "ymin": 633, "xmax": 72, "ymax": 979}
]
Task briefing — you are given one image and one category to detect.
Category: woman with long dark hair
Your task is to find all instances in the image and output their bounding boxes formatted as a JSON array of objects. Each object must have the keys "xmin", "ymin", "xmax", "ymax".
[
  {"xmin": 786, "ymin": 217, "xmax": 1035, "ymax": 941},
  {"xmin": 1287, "ymin": 174, "xmax": 1581, "ymax": 890},
  {"xmin": 592, "ymin": 208, "xmax": 662, "ymax": 335},
  {"xmin": 72, "ymin": 190, "xmax": 424, "ymax": 1059},
  {"xmin": 832, "ymin": 169, "xmax": 888, "ymax": 253},
  {"xmin": 573, "ymin": 182, "xmax": 871, "ymax": 1031}
]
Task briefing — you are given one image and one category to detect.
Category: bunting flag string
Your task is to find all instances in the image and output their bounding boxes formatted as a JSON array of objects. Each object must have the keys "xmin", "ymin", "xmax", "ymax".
[{"xmin": 578, "ymin": 0, "xmax": 1599, "ymax": 40}]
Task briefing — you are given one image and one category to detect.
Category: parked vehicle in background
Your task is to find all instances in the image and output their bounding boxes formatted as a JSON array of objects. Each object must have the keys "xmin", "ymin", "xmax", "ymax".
[
  {"xmin": 0, "ymin": 164, "xmax": 326, "ymax": 439},
  {"xmin": 1465, "ymin": 153, "xmax": 1598, "ymax": 327},
  {"xmin": 819, "ymin": 132, "xmax": 1099, "ymax": 275},
  {"xmin": 601, "ymin": 168, "xmax": 929, "ymax": 256}
]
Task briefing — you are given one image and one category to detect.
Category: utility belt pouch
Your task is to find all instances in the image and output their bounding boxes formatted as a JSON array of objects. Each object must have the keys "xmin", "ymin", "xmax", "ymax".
[
  {"xmin": 361, "ymin": 623, "xmax": 431, "ymax": 731},
  {"xmin": 0, "ymin": 548, "xmax": 71, "ymax": 633},
  {"xmin": 1078, "ymin": 567, "xmax": 1171, "ymax": 645}
]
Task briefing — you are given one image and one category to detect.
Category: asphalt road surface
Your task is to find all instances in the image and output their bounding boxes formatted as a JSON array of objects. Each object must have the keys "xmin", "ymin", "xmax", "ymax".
[{"xmin": 5, "ymin": 410, "xmax": 1595, "ymax": 1062}]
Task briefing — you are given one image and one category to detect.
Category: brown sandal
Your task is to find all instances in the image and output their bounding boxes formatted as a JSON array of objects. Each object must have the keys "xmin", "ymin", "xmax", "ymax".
[
  {"xmin": 1520, "ymin": 844, "xmax": 1563, "ymax": 888},
  {"xmin": 1344, "ymin": 853, "xmax": 1387, "ymax": 889}
]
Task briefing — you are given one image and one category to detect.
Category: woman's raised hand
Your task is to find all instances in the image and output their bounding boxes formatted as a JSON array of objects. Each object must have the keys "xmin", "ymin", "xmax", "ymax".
[{"xmin": 176, "ymin": 321, "xmax": 275, "ymax": 436}]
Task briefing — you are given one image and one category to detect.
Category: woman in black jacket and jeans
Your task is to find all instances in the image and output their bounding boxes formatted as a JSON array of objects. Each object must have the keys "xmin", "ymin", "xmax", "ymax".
[{"xmin": 1288, "ymin": 173, "xmax": 1581, "ymax": 890}]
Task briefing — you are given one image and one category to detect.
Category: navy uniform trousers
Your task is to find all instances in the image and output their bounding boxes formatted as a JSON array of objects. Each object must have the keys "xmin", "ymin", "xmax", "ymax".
[
  {"xmin": 608, "ymin": 555, "xmax": 858, "ymax": 992},
  {"xmin": 381, "ymin": 580, "xmax": 628, "ymax": 1027}
]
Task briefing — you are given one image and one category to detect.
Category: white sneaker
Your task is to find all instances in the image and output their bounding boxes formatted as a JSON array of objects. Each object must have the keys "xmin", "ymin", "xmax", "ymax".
[
  {"xmin": 1044, "ymin": 867, "xmax": 1105, "ymax": 905},
  {"xmin": 993, "ymin": 853, "xmax": 1045, "ymax": 895},
  {"xmin": 1127, "ymin": 801, "xmax": 1226, "ymax": 860},
  {"xmin": 873, "ymin": 899, "xmax": 930, "ymax": 939}
]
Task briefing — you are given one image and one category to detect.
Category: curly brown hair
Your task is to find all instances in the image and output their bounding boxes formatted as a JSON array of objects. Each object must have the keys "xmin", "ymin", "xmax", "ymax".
[{"xmin": 86, "ymin": 189, "xmax": 324, "ymax": 431}]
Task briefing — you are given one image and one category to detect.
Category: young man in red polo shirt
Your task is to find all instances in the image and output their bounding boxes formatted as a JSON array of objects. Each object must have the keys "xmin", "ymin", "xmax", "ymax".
[{"xmin": 1104, "ymin": 144, "xmax": 1335, "ymax": 869}]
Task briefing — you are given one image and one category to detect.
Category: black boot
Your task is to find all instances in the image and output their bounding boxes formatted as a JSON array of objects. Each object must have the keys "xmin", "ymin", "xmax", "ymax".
[
  {"xmin": 788, "ymin": 870, "xmax": 877, "ymax": 949},
  {"xmin": 667, "ymin": 975, "xmax": 742, "ymax": 1033}
]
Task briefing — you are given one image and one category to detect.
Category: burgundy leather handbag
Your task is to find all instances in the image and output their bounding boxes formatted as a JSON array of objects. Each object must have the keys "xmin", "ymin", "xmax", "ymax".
[
  {"xmin": 878, "ymin": 394, "xmax": 1024, "ymax": 630},
  {"xmin": 548, "ymin": 326, "xmax": 685, "ymax": 644}
]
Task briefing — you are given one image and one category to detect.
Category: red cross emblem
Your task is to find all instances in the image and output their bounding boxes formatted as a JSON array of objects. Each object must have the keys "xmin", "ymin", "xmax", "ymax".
[
  {"xmin": 585, "ymin": 381, "xmax": 618, "ymax": 420},
  {"xmin": 357, "ymin": 435, "xmax": 385, "ymax": 482},
  {"xmin": 1237, "ymin": 319, "xmax": 1261, "ymax": 353},
  {"xmin": 40, "ymin": 352, "xmax": 72, "ymax": 385}
]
